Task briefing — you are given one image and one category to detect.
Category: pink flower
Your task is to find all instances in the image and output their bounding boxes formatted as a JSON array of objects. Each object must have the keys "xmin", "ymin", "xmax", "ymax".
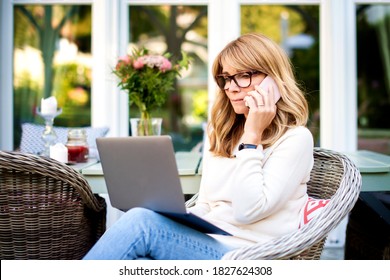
[
  {"xmin": 133, "ymin": 58, "xmax": 145, "ymax": 69},
  {"xmin": 118, "ymin": 55, "xmax": 131, "ymax": 64},
  {"xmin": 112, "ymin": 48, "xmax": 190, "ymax": 113},
  {"xmin": 159, "ymin": 58, "xmax": 172, "ymax": 72},
  {"xmin": 115, "ymin": 56, "xmax": 131, "ymax": 70}
]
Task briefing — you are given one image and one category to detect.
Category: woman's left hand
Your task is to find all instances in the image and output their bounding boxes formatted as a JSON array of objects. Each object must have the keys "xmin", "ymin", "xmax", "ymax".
[{"xmin": 242, "ymin": 85, "xmax": 277, "ymax": 144}]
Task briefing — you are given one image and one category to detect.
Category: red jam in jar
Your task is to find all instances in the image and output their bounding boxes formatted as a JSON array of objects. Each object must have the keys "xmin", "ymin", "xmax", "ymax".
[{"xmin": 66, "ymin": 129, "xmax": 89, "ymax": 163}]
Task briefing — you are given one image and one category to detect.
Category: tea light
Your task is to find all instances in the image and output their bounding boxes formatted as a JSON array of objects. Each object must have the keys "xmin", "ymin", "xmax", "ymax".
[
  {"xmin": 41, "ymin": 96, "xmax": 58, "ymax": 115},
  {"xmin": 50, "ymin": 143, "xmax": 68, "ymax": 163}
]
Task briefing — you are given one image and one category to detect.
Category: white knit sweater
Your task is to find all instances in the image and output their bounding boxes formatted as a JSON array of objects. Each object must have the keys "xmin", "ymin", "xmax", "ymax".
[{"xmin": 188, "ymin": 126, "xmax": 313, "ymax": 248}]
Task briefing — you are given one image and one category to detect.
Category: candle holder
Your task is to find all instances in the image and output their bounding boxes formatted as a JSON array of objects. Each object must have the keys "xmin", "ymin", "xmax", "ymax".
[{"xmin": 36, "ymin": 108, "xmax": 63, "ymax": 157}]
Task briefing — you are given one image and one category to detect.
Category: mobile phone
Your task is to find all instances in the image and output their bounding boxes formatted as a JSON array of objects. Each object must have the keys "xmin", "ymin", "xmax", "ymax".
[{"xmin": 259, "ymin": 76, "xmax": 281, "ymax": 103}]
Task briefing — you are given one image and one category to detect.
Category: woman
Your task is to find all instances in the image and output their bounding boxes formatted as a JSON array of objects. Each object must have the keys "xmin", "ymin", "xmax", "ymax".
[{"xmin": 83, "ymin": 32, "xmax": 313, "ymax": 260}]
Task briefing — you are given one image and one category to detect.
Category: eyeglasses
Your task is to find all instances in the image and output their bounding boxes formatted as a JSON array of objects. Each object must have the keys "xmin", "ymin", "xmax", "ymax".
[{"xmin": 215, "ymin": 71, "xmax": 260, "ymax": 90}]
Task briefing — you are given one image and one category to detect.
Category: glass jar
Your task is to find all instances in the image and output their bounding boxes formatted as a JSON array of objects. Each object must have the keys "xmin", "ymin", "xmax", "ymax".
[{"xmin": 66, "ymin": 128, "xmax": 89, "ymax": 163}]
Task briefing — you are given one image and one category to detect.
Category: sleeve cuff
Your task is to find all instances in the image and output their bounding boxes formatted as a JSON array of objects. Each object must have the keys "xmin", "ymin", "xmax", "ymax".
[{"xmin": 235, "ymin": 144, "xmax": 264, "ymax": 158}]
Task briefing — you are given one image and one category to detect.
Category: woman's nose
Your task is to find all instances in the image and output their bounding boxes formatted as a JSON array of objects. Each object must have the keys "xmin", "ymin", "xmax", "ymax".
[{"xmin": 226, "ymin": 79, "xmax": 240, "ymax": 91}]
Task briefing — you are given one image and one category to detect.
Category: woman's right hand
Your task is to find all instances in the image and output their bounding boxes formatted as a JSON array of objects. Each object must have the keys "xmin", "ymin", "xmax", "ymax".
[{"xmin": 242, "ymin": 85, "xmax": 277, "ymax": 144}]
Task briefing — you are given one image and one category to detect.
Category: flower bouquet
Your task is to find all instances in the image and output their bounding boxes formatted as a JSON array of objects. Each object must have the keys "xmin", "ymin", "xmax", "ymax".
[{"xmin": 113, "ymin": 47, "xmax": 190, "ymax": 136}]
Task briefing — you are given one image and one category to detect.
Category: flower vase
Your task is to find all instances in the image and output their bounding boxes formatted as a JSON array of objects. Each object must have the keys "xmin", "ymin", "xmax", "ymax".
[{"xmin": 130, "ymin": 112, "xmax": 162, "ymax": 136}]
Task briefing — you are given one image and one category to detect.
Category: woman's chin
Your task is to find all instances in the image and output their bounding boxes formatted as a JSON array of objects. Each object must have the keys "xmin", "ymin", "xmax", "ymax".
[{"xmin": 232, "ymin": 106, "xmax": 248, "ymax": 115}]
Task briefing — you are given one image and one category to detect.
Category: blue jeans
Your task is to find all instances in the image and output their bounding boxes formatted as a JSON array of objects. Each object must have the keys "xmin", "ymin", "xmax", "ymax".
[{"xmin": 83, "ymin": 207, "xmax": 233, "ymax": 260}]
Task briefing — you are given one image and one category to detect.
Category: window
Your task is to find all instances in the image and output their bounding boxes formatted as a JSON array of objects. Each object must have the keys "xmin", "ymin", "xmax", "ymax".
[
  {"xmin": 127, "ymin": 4, "xmax": 208, "ymax": 151},
  {"xmin": 13, "ymin": 4, "xmax": 92, "ymax": 149},
  {"xmin": 240, "ymin": 4, "xmax": 320, "ymax": 144},
  {"xmin": 356, "ymin": 3, "xmax": 390, "ymax": 155}
]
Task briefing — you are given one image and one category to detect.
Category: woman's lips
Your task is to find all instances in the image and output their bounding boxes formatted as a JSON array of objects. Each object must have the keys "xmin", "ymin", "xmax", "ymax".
[{"xmin": 231, "ymin": 98, "xmax": 244, "ymax": 104}]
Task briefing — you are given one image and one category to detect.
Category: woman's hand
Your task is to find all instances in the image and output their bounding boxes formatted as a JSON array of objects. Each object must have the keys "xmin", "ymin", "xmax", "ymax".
[{"xmin": 242, "ymin": 85, "xmax": 277, "ymax": 144}]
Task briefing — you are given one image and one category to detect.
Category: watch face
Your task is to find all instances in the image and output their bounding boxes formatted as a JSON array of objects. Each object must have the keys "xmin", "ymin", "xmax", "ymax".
[{"xmin": 238, "ymin": 143, "xmax": 257, "ymax": 151}]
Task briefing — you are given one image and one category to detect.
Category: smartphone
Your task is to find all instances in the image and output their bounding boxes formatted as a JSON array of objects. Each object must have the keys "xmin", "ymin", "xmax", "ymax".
[{"xmin": 259, "ymin": 76, "xmax": 281, "ymax": 103}]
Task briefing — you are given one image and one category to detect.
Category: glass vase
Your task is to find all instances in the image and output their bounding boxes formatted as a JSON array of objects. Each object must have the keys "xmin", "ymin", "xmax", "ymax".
[{"xmin": 130, "ymin": 112, "xmax": 162, "ymax": 136}]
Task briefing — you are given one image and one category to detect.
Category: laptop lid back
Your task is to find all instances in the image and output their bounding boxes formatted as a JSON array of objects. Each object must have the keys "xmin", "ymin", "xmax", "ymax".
[{"xmin": 96, "ymin": 136, "xmax": 187, "ymax": 213}]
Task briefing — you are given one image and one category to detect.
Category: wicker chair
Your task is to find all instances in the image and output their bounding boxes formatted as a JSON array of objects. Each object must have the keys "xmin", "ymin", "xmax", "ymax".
[
  {"xmin": 186, "ymin": 147, "xmax": 362, "ymax": 260},
  {"xmin": 0, "ymin": 151, "xmax": 107, "ymax": 260}
]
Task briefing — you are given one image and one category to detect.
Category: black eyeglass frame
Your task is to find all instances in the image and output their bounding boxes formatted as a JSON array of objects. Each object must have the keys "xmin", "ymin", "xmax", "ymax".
[{"xmin": 215, "ymin": 71, "xmax": 261, "ymax": 90}]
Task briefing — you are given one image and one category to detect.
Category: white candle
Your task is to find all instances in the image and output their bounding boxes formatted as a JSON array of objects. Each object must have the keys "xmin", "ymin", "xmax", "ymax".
[
  {"xmin": 41, "ymin": 96, "xmax": 58, "ymax": 115},
  {"xmin": 50, "ymin": 143, "xmax": 68, "ymax": 163}
]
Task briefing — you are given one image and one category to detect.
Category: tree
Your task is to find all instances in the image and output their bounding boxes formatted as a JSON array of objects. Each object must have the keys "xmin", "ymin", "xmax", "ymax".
[{"xmin": 15, "ymin": 5, "xmax": 79, "ymax": 99}]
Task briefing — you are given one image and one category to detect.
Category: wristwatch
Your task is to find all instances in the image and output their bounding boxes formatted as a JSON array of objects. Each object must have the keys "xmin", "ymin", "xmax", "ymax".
[{"xmin": 238, "ymin": 143, "xmax": 258, "ymax": 151}]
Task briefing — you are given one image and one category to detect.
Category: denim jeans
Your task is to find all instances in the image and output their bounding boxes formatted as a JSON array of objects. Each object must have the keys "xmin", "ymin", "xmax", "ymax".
[{"xmin": 82, "ymin": 207, "xmax": 233, "ymax": 260}]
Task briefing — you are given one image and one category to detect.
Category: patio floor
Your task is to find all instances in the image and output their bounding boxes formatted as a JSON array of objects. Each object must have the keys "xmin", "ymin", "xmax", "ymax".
[{"xmin": 320, "ymin": 246, "xmax": 344, "ymax": 260}]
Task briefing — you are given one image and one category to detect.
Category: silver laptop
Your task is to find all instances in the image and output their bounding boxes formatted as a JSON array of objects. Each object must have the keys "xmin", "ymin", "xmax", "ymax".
[{"xmin": 96, "ymin": 135, "xmax": 231, "ymax": 235}]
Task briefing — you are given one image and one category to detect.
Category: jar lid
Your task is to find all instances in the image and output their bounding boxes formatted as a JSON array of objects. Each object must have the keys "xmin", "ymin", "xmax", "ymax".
[{"xmin": 67, "ymin": 128, "xmax": 87, "ymax": 139}]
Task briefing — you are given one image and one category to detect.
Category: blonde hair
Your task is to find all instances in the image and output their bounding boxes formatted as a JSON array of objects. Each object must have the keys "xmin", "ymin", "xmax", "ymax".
[{"xmin": 209, "ymin": 33, "xmax": 309, "ymax": 157}]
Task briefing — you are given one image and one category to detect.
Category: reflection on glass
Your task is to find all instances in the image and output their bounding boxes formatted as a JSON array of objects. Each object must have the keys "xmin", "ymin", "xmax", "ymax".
[
  {"xmin": 357, "ymin": 4, "xmax": 390, "ymax": 155},
  {"xmin": 128, "ymin": 5, "xmax": 208, "ymax": 151},
  {"xmin": 13, "ymin": 5, "xmax": 92, "ymax": 149}
]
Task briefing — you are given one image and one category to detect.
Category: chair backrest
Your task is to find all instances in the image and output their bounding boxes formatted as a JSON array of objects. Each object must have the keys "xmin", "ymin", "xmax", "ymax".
[
  {"xmin": 308, "ymin": 148, "xmax": 346, "ymax": 199},
  {"xmin": 221, "ymin": 147, "xmax": 362, "ymax": 260},
  {"xmin": 0, "ymin": 151, "xmax": 107, "ymax": 259}
]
